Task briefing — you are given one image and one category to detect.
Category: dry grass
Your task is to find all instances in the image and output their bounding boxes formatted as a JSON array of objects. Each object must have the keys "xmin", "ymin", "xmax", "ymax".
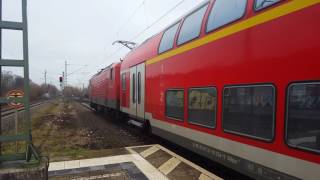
[
  {"xmin": 31, "ymin": 100, "xmax": 128, "ymax": 162},
  {"xmin": 1, "ymin": 99, "xmax": 140, "ymax": 162}
]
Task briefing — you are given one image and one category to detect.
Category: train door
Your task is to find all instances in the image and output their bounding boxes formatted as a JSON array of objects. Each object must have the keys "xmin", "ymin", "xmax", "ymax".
[
  {"xmin": 130, "ymin": 67, "xmax": 137, "ymax": 116},
  {"xmin": 129, "ymin": 63, "xmax": 145, "ymax": 120}
]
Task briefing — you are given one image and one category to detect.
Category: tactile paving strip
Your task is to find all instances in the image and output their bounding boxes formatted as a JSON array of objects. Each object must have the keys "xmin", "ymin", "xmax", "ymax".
[
  {"xmin": 49, "ymin": 145, "xmax": 222, "ymax": 180},
  {"xmin": 49, "ymin": 162, "xmax": 147, "ymax": 180},
  {"xmin": 127, "ymin": 145, "xmax": 223, "ymax": 180},
  {"xmin": 49, "ymin": 153, "xmax": 167, "ymax": 180}
]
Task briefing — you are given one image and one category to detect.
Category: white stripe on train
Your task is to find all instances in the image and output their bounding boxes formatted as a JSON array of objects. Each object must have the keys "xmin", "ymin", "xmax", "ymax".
[{"xmin": 144, "ymin": 112, "xmax": 320, "ymax": 180}]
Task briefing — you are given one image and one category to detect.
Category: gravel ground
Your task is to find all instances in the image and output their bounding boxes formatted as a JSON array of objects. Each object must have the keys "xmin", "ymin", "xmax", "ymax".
[
  {"xmin": 3, "ymin": 98, "xmax": 250, "ymax": 179},
  {"xmin": 71, "ymin": 102, "xmax": 155, "ymax": 149},
  {"xmin": 77, "ymin": 101, "xmax": 251, "ymax": 180},
  {"xmin": 27, "ymin": 99, "xmax": 156, "ymax": 162}
]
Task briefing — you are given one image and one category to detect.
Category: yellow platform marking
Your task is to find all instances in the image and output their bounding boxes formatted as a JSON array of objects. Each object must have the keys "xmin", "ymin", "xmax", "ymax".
[
  {"xmin": 126, "ymin": 144, "xmax": 156, "ymax": 148},
  {"xmin": 126, "ymin": 147, "xmax": 137, "ymax": 154},
  {"xmin": 125, "ymin": 144, "xmax": 154, "ymax": 154},
  {"xmin": 126, "ymin": 145, "xmax": 223, "ymax": 179},
  {"xmin": 156, "ymin": 145, "xmax": 223, "ymax": 180},
  {"xmin": 146, "ymin": 0, "xmax": 319, "ymax": 66},
  {"xmin": 199, "ymin": 173, "xmax": 214, "ymax": 180},
  {"xmin": 140, "ymin": 145, "xmax": 160, "ymax": 158},
  {"xmin": 158, "ymin": 157, "xmax": 181, "ymax": 175}
]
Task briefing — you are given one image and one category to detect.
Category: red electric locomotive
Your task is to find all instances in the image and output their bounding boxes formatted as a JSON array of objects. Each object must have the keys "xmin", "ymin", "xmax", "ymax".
[
  {"xmin": 118, "ymin": 0, "xmax": 320, "ymax": 179},
  {"xmin": 89, "ymin": 63, "xmax": 121, "ymax": 112}
]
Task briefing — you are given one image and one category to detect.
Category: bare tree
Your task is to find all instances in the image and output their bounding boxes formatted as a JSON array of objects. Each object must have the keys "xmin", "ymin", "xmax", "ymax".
[{"xmin": 1, "ymin": 71, "xmax": 59, "ymax": 101}]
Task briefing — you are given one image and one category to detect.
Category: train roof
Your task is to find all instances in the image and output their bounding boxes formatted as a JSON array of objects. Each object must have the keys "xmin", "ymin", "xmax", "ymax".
[
  {"xmin": 121, "ymin": 33, "xmax": 162, "ymax": 69},
  {"xmin": 91, "ymin": 62, "xmax": 121, "ymax": 79},
  {"xmin": 121, "ymin": 0, "xmax": 211, "ymax": 69}
]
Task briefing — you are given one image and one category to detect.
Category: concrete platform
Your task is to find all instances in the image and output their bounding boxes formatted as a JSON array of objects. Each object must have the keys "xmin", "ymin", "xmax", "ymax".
[
  {"xmin": 0, "ymin": 158, "xmax": 48, "ymax": 180},
  {"xmin": 49, "ymin": 144, "xmax": 222, "ymax": 180}
]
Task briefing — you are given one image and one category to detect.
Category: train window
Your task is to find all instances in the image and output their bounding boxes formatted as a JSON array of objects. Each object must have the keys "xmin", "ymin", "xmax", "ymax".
[
  {"xmin": 254, "ymin": 0, "xmax": 281, "ymax": 11},
  {"xmin": 110, "ymin": 68, "xmax": 113, "ymax": 80},
  {"xmin": 166, "ymin": 89, "xmax": 184, "ymax": 121},
  {"xmin": 138, "ymin": 72, "xmax": 141, "ymax": 104},
  {"xmin": 206, "ymin": 0, "xmax": 247, "ymax": 33},
  {"xmin": 158, "ymin": 22, "xmax": 180, "ymax": 54},
  {"xmin": 121, "ymin": 73, "xmax": 126, "ymax": 90},
  {"xmin": 223, "ymin": 85, "xmax": 275, "ymax": 141},
  {"xmin": 177, "ymin": 3, "xmax": 209, "ymax": 45},
  {"xmin": 188, "ymin": 87, "xmax": 216, "ymax": 128},
  {"xmin": 286, "ymin": 83, "xmax": 320, "ymax": 153}
]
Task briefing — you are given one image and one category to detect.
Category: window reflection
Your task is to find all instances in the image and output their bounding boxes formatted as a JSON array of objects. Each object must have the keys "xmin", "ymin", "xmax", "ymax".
[
  {"xmin": 287, "ymin": 83, "xmax": 320, "ymax": 153},
  {"xmin": 223, "ymin": 85, "xmax": 275, "ymax": 140}
]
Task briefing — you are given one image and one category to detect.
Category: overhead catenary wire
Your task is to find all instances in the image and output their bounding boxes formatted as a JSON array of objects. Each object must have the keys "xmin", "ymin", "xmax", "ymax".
[
  {"xmin": 130, "ymin": 0, "xmax": 185, "ymax": 41},
  {"xmin": 67, "ymin": 65, "xmax": 88, "ymax": 77},
  {"xmin": 119, "ymin": 0, "xmax": 187, "ymax": 50},
  {"xmin": 116, "ymin": 0, "xmax": 146, "ymax": 38},
  {"xmin": 143, "ymin": 0, "xmax": 149, "ymax": 29},
  {"xmin": 89, "ymin": 46, "xmax": 124, "ymax": 75},
  {"xmin": 88, "ymin": 0, "xmax": 187, "ymax": 78},
  {"xmin": 87, "ymin": 0, "xmax": 146, "ymax": 74}
]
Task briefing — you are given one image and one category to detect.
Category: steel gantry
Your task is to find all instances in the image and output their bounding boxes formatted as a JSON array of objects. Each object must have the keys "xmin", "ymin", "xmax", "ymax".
[{"xmin": 0, "ymin": 0, "xmax": 39, "ymax": 162}]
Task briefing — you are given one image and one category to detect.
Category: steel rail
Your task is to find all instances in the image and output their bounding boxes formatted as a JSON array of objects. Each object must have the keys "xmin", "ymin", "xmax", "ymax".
[{"xmin": 0, "ymin": 101, "xmax": 47, "ymax": 118}]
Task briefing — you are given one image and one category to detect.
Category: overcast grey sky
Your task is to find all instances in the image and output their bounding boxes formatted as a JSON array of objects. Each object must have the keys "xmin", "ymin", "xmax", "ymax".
[{"xmin": 2, "ymin": 0, "xmax": 203, "ymax": 88}]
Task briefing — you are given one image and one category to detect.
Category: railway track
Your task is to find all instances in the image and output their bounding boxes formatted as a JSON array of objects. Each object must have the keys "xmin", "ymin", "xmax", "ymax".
[
  {"xmin": 0, "ymin": 101, "xmax": 48, "ymax": 118},
  {"xmin": 78, "ymin": 101, "xmax": 250, "ymax": 179}
]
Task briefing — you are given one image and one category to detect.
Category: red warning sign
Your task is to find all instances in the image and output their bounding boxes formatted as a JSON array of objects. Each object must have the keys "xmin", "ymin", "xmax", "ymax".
[{"xmin": 6, "ymin": 90, "xmax": 24, "ymax": 108}]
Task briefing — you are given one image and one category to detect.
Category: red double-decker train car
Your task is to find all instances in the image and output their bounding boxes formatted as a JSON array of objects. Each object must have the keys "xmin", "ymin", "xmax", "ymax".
[
  {"xmin": 89, "ymin": 0, "xmax": 320, "ymax": 179},
  {"xmin": 89, "ymin": 63, "xmax": 121, "ymax": 112},
  {"xmin": 118, "ymin": 0, "xmax": 320, "ymax": 179}
]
